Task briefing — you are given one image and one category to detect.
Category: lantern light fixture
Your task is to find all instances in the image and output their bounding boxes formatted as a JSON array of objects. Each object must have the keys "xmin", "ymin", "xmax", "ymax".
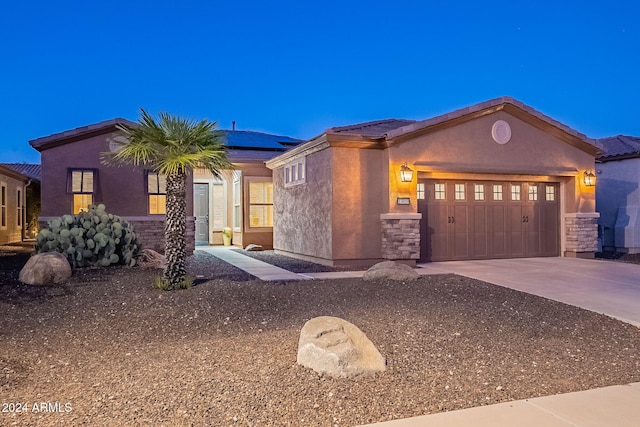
[
  {"xmin": 400, "ymin": 162, "xmax": 414, "ymax": 182},
  {"xmin": 583, "ymin": 170, "xmax": 596, "ymax": 186}
]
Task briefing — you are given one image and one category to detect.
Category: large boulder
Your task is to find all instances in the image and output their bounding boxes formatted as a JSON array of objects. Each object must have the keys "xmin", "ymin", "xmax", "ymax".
[
  {"xmin": 19, "ymin": 252, "xmax": 72, "ymax": 285},
  {"xmin": 136, "ymin": 249, "xmax": 166, "ymax": 269},
  {"xmin": 297, "ymin": 316, "xmax": 386, "ymax": 378},
  {"xmin": 362, "ymin": 261, "xmax": 419, "ymax": 281}
]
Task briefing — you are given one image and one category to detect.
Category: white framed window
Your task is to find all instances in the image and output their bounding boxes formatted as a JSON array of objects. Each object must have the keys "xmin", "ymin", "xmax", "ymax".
[
  {"xmin": 1, "ymin": 182, "xmax": 6, "ymax": 229},
  {"xmin": 417, "ymin": 183, "xmax": 425, "ymax": 200},
  {"xmin": 434, "ymin": 183, "xmax": 446, "ymax": 200},
  {"xmin": 212, "ymin": 183, "xmax": 225, "ymax": 230},
  {"xmin": 146, "ymin": 171, "xmax": 167, "ymax": 215},
  {"xmin": 455, "ymin": 183, "xmax": 465, "ymax": 200},
  {"xmin": 511, "ymin": 184, "xmax": 521, "ymax": 201},
  {"xmin": 474, "ymin": 184, "xmax": 484, "ymax": 201},
  {"xmin": 545, "ymin": 185, "xmax": 555, "ymax": 201},
  {"xmin": 68, "ymin": 169, "xmax": 95, "ymax": 213},
  {"xmin": 493, "ymin": 184, "xmax": 503, "ymax": 201},
  {"xmin": 284, "ymin": 157, "xmax": 306, "ymax": 187},
  {"xmin": 248, "ymin": 180, "xmax": 273, "ymax": 228},
  {"xmin": 233, "ymin": 176, "xmax": 241, "ymax": 230},
  {"xmin": 528, "ymin": 184, "xmax": 538, "ymax": 201},
  {"xmin": 16, "ymin": 187, "xmax": 23, "ymax": 228}
]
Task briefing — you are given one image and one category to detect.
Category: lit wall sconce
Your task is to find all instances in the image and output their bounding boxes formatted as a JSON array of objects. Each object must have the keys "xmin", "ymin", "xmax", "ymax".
[
  {"xmin": 400, "ymin": 162, "xmax": 414, "ymax": 182},
  {"xmin": 583, "ymin": 170, "xmax": 596, "ymax": 186}
]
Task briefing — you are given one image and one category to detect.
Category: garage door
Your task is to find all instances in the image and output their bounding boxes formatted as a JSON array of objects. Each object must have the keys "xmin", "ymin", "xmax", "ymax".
[{"xmin": 418, "ymin": 180, "xmax": 559, "ymax": 262}]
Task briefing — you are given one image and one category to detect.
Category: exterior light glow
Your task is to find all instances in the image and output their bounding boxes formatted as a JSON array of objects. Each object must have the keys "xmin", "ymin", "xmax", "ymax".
[
  {"xmin": 583, "ymin": 170, "xmax": 596, "ymax": 186},
  {"xmin": 400, "ymin": 162, "xmax": 413, "ymax": 182}
]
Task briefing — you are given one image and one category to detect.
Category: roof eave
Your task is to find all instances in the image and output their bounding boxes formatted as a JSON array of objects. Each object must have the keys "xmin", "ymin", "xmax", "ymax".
[{"xmin": 29, "ymin": 118, "xmax": 136, "ymax": 152}]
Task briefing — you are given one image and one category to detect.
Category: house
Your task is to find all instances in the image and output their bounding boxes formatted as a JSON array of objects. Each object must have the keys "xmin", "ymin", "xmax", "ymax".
[
  {"xmin": 29, "ymin": 119, "xmax": 300, "ymax": 253},
  {"xmin": 266, "ymin": 97, "xmax": 601, "ymax": 266},
  {"xmin": 0, "ymin": 163, "xmax": 41, "ymax": 244},
  {"xmin": 595, "ymin": 135, "xmax": 640, "ymax": 253}
]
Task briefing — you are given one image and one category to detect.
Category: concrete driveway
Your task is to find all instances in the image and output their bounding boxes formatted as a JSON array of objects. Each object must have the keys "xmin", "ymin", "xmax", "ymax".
[{"xmin": 418, "ymin": 257, "xmax": 640, "ymax": 327}]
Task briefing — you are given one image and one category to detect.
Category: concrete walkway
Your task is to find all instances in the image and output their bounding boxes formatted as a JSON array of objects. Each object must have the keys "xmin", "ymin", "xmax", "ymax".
[{"xmin": 196, "ymin": 248, "xmax": 640, "ymax": 427}]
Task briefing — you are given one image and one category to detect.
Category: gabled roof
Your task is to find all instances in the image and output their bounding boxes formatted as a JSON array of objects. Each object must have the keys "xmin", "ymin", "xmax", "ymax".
[
  {"xmin": 597, "ymin": 135, "xmax": 640, "ymax": 162},
  {"xmin": 327, "ymin": 119, "xmax": 417, "ymax": 138},
  {"xmin": 29, "ymin": 118, "xmax": 136, "ymax": 151},
  {"xmin": 0, "ymin": 163, "xmax": 41, "ymax": 180}
]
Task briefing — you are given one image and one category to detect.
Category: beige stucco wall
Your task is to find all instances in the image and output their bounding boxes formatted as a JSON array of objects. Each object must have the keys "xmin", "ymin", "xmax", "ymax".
[
  {"xmin": 387, "ymin": 111, "xmax": 596, "ymax": 215},
  {"xmin": 273, "ymin": 149, "xmax": 332, "ymax": 260}
]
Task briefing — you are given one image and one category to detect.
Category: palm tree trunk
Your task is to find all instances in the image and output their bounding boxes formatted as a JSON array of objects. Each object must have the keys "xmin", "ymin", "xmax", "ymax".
[{"xmin": 163, "ymin": 170, "xmax": 187, "ymax": 289}]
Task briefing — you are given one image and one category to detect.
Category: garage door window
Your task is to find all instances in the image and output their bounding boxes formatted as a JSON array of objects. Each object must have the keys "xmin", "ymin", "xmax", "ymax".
[
  {"xmin": 417, "ymin": 183, "xmax": 425, "ymax": 200},
  {"xmin": 511, "ymin": 184, "xmax": 521, "ymax": 201},
  {"xmin": 434, "ymin": 183, "xmax": 445, "ymax": 200},
  {"xmin": 493, "ymin": 184, "xmax": 503, "ymax": 201},
  {"xmin": 546, "ymin": 185, "xmax": 555, "ymax": 201},
  {"xmin": 455, "ymin": 184, "xmax": 465, "ymax": 200},
  {"xmin": 474, "ymin": 184, "xmax": 484, "ymax": 200},
  {"xmin": 528, "ymin": 185, "xmax": 538, "ymax": 201}
]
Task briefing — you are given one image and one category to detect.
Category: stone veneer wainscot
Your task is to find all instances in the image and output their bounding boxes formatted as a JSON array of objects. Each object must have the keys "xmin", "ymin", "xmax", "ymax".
[
  {"xmin": 564, "ymin": 213, "xmax": 599, "ymax": 257},
  {"xmin": 380, "ymin": 213, "xmax": 422, "ymax": 260}
]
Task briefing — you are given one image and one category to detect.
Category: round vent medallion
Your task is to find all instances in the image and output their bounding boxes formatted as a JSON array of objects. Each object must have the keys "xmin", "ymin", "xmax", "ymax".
[{"xmin": 491, "ymin": 120, "xmax": 512, "ymax": 144}]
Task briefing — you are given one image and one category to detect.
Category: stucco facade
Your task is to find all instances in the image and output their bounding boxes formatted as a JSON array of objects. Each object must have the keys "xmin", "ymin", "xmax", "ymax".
[
  {"xmin": 267, "ymin": 97, "xmax": 601, "ymax": 266},
  {"xmin": 596, "ymin": 136, "xmax": 640, "ymax": 253}
]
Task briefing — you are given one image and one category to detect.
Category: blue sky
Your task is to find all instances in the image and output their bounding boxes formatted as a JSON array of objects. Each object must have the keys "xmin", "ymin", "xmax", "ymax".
[{"xmin": 1, "ymin": 0, "xmax": 638, "ymax": 163}]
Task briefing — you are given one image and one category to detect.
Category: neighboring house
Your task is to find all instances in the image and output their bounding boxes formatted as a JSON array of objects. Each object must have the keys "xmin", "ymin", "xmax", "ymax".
[
  {"xmin": 0, "ymin": 163, "xmax": 41, "ymax": 244},
  {"xmin": 266, "ymin": 97, "xmax": 601, "ymax": 266},
  {"xmin": 596, "ymin": 135, "xmax": 640, "ymax": 253},
  {"xmin": 29, "ymin": 120, "xmax": 300, "ymax": 253}
]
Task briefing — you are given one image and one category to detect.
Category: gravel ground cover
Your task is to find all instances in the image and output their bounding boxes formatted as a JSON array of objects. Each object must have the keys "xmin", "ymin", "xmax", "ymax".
[{"xmin": 1, "ymin": 248, "xmax": 640, "ymax": 426}]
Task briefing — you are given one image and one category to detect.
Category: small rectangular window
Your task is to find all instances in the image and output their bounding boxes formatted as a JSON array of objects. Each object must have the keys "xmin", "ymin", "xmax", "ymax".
[
  {"xmin": 455, "ymin": 183, "xmax": 465, "ymax": 200},
  {"xmin": 16, "ymin": 188, "xmax": 23, "ymax": 227},
  {"xmin": 69, "ymin": 169, "xmax": 95, "ymax": 213},
  {"xmin": 0, "ymin": 183, "xmax": 6, "ymax": 228},
  {"xmin": 417, "ymin": 183, "xmax": 425, "ymax": 200},
  {"xmin": 434, "ymin": 183, "xmax": 446, "ymax": 200},
  {"xmin": 546, "ymin": 185, "xmax": 555, "ymax": 201},
  {"xmin": 528, "ymin": 184, "xmax": 538, "ymax": 201},
  {"xmin": 284, "ymin": 157, "xmax": 306, "ymax": 187},
  {"xmin": 147, "ymin": 172, "xmax": 167, "ymax": 215},
  {"xmin": 248, "ymin": 181, "xmax": 273, "ymax": 228},
  {"xmin": 493, "ymin": 184, "xmax": 503, "ymax": 201},
  {"xmin": 474, "ymin": 184, "xmax": 484, "ymax": 201},
  {"xmin": 511, "ymin": 184, "xmax": 521, "ymax": 201},
  {"xmin": 233, "ymin": 178, "xmax": 241, "ymax": 230},
  {"xmin": 285, "ymin": 168, "xmax": 290, "ymax": 184}
]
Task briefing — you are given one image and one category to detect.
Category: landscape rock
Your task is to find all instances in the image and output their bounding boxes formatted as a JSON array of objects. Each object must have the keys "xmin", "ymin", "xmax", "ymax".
[
  {"xmin": 136, "ymin": 249, "xmax": 166, "ymax": 269},
  {"xmin": 19, "ymin": 252, "xmax": 72, "ymax": 285},
  {"xmin": 297, "ymin": 316, "xmax": 386, "ymax": 378},
  {"xmin": 362, "ymin": 261, "xmax": 419, "ymax": 281},
  {"xmin": 244, "ymin": 244, "xmax": 264, "ymax": 252}
]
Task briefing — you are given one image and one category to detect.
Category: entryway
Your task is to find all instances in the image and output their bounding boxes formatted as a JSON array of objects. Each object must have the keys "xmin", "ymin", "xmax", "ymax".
[{"xmin": 418, "ymin": 180, "xmax": 559, "ymax": 261}]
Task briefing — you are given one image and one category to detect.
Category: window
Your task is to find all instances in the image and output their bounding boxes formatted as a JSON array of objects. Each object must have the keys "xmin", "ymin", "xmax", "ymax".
[
  {"xmin": 455, "ymin": 183, "xmax": 465, "ymax": 200},
  {"xmin": 528, "ymin": 184, "xmax": 538, "ymax": 201},
  {"xmin": 285, "ymin": 157, "xmax": 306, "ymax": 187},
  {"xmin": 69, "ymin": 169, "xmax": 95, "ymax": 213},
  {"xmin": 545, "ymin": 185, "xmax": 555, "ymax": 201},
  {"xmin": 233, "ymin": 177, "xmax": 241, "ymax": 230},
  {"xmin": 434, "ymin": 183, "xmax": 446, "ymax": 200},
  {"xmin": 1, "ymin": 183, "xmax": 6, "ymax": 228},
  {"xmin": 147, "ymin": 172, "xmax": 166, "ymax": 214},
  {"xmin": 511, "ymin": 184, "xmax": 521, "ymax": 201},
  {"xmin": 16, "ymin": 187, "xmax": 23, "ymax": 228},
  {"xmin": 212, "ymin": 183, "xmax": 224, "ymax": 230},
  {"xmin": 417, "ymin": 183, "xmax": 425, "ymax": 200},
  {"xmin": 474, "ymin": 184, "xmax": 484, "ymax": 201},
  {"xmin": 493, "ymin": 184, "xmax": 503, "ymax": 201},
  {"xmin": 248, "ymin": 181, "xmax": 273, "ymax": 228}
]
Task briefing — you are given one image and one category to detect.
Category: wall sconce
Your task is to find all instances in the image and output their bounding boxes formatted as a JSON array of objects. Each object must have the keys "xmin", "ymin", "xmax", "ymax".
[
  {"xmin": 400, "ymin": 162, "xmax": 414, "ymax": 182},
  {"xmin": 583, "ymin": 170, "xmax": 596, "ymax": 186}
]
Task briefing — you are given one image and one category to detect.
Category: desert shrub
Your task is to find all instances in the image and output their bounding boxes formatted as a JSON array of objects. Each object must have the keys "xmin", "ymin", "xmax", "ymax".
[{"xmin": 36, "ymin": 204, "xmax": 139, "ymax": 269}]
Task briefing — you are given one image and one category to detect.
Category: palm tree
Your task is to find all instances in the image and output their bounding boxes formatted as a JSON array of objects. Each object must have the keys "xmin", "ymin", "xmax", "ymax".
[{"xmin": 105, "ymin": 109, "xmax": 231, "ymax": 290}]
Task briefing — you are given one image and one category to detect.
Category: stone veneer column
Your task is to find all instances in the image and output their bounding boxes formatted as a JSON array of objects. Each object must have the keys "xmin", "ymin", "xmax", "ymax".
[
  {"xmin": 564, "ymin": 213, "xmax": 599, "ymax": 258},
  {"xmin": 380, "ymin": 213, "xmax": 422, "ymax": 260}
]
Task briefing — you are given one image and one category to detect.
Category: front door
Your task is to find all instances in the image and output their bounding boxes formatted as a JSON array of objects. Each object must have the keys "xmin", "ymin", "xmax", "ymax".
[{"xmin": 194, "ymin": 183, "xmax": 209, "ymax": 245}]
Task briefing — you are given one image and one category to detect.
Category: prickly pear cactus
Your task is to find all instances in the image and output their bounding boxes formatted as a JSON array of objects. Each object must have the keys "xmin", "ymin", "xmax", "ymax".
[{"xmin": 35, "ymin": 204, "xmax": 139, "ymax": 269}]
